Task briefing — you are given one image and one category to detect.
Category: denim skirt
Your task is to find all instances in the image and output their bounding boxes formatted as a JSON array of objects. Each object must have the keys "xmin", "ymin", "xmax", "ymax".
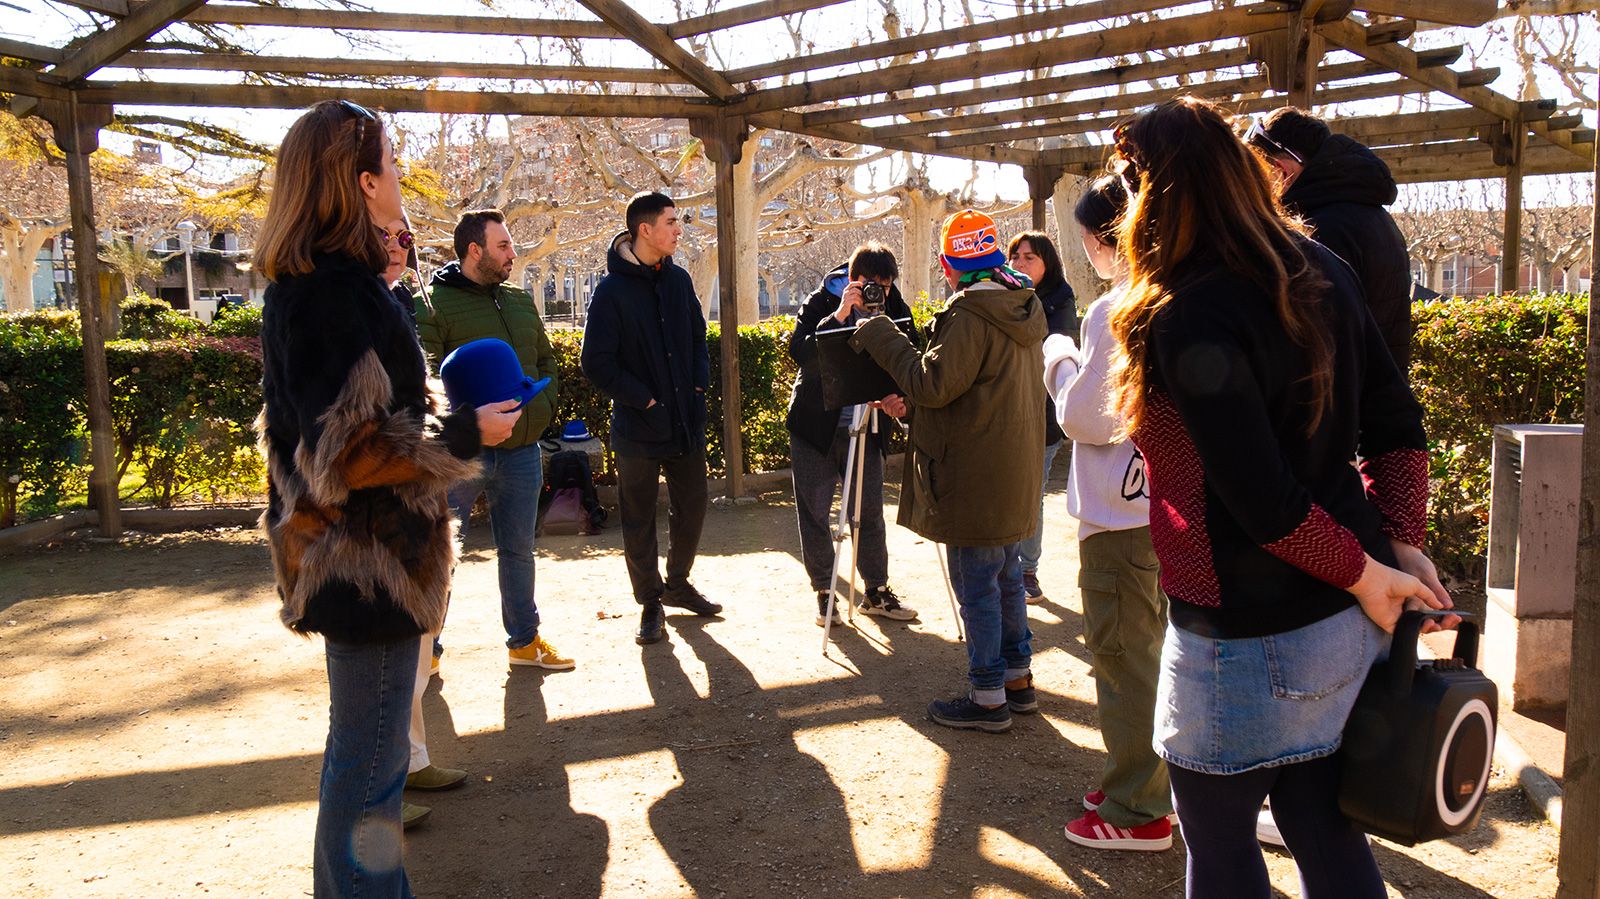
[{"xmin": 1153, "ymin": 604, "xmax": 1389, "ymax": 775}]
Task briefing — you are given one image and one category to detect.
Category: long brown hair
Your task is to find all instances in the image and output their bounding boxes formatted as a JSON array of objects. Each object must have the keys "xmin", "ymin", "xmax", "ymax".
[
  {"xmin": 257, "ymin": 100, "xmax": 389, "ymax": 281},
  {"xmin": 1107, "ymin": 96, "xmax": 1333, "ymax": 437}
]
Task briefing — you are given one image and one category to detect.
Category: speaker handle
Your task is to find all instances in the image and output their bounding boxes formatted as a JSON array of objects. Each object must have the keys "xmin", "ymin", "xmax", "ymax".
[
  {"xmin": 1388, "ymin": 611, "xmax": 1482, "ymax": 694},
  {"xmin": 1387, "ymin": 610, "xmax": 1426, "ymax": 695}
]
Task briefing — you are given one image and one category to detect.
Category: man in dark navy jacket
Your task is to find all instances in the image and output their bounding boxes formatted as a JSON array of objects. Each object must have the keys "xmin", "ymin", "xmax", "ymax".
[{"xmin": 581, "ymin": 192, "xmax": 721, "ymax": 645}]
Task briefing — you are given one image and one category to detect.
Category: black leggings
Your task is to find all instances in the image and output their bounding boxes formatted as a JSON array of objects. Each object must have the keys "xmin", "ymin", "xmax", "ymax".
[{"xmin": 1169, "ymin": 754, "xmax": 1384, "ymax": 899}]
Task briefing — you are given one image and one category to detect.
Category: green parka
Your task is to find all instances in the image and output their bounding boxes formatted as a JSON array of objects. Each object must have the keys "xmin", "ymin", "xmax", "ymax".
[
  {"xmin": 415, "ymin": 262, "xmax": 560, "ymax": 450},
  {"xmin": 850, "ymin": 282, "xmax": 1047, "ymax": 547}
]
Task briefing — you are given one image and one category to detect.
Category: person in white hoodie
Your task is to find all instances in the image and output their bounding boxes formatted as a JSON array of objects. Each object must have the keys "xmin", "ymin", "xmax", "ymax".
[{"xmin": 1043, "ymin": 175, "xmax": 1174, "ymax": 851}]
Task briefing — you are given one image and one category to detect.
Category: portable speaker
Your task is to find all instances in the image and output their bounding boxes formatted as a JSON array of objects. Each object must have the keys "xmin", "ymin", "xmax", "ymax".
[{"xmin": 1339, "ymin": 610, "xmax": 1497, "ymax": 846}]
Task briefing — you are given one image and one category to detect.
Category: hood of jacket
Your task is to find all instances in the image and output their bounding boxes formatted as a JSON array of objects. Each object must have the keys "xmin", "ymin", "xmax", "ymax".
[
  {"xmin": 1281, "ymin": 133, "xmax": 1398, "ymax": 213},
  {"xmin": 607, "ymin": 230, "xmax": 674, "ymax": 281},
  {"xmin": 952, "ymin": 283, "xmax": 1047, "ymax": 348},
  {"xmin": 428, "ymin": 260, "xmax": 493, "ymax": 293}
]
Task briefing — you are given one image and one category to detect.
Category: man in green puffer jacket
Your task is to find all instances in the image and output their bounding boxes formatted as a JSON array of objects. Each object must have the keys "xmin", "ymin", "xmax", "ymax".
[{"xmin": 414, "ymin": 208, "xmax": 570, "ymax": 672}]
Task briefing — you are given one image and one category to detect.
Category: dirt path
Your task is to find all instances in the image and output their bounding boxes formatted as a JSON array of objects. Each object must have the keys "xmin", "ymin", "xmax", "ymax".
[{"xmin": 0, "ymin": 474, "xmax": 1559, "ymax": 897}]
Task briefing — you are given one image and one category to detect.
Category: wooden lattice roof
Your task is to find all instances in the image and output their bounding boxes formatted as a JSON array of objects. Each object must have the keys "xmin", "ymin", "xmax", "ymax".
[{"xmin": 1, "ymin": 0, "xmax": 1594, "ymax": 184}]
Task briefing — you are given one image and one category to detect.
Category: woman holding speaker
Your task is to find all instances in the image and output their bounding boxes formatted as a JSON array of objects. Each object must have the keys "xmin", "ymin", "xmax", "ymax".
[
  {"xmin": 1104, "ymin": 97, "xmax": 1453, "ymax": 898},
  {"xmin": 255, "ymin": 100, "xmax": 519, "ymax": 897}
]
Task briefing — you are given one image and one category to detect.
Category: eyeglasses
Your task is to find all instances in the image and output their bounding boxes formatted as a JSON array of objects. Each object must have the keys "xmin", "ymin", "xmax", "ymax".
[
  {"xmin": 336, "ymin": 99, "xmax": 377, "ymax": 153},
  {"xmin": 379, "ymin": 227, "xmax": 414, "ymax": 250},
  {"xmin": 1242, "ymin": 115, "xmax": 1304, "ymax": 165}
]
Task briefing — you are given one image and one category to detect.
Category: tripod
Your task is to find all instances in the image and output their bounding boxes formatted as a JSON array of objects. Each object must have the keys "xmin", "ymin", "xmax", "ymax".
[{"xmin": 820, "ymin": 403, "xmax": 966, "ymax": 655}]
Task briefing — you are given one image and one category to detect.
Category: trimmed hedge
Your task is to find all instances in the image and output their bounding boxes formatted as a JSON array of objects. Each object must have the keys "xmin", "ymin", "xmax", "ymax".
[
  {"xmin": 1411, "ymin": 292, "xmax": 1587, "ymax": 577},
  {"xmin": 2, "ymin": 293, "xmax": 1589, "ymax": 586}
]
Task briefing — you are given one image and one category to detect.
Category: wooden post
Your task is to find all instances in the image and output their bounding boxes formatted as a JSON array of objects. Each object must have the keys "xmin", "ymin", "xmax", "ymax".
[
  {"xmin": 690, "ymin": 115, "xmax": 749, "ymax": 500},
  {"xmin": 43, "ymin": 95, "xmax": 121, "ymax": 537},
  {"xmin": 1025, "ymin": 162, "xmax": 1063, "ymax": 233},
  {"xmin": 1499, "ymin": 118, "xmax": 1526, "ymax": 295},
  {"xmin": 1554, "ymin": 68, "xmax": 1600, "ymax": 899}
]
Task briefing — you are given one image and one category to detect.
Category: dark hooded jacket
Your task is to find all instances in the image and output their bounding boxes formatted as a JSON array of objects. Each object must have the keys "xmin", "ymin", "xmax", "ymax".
[
  {"xmin": 785, "ymin": 262, "xmax": 916, "ymax": 454},
  {"xmin": 580, "ymin": 231, "xmax": 710, "ymax": 458},
  {"xmin": 1280, "ymin": 134, "xmax": 1414, "ymax": 374},
  {"xmin": 850, "ymin": 281, "xmax": 1048, "ymax": 546},
  {"xmin": 1036, "ymin": 277, "xmax": 1078, "ymax": 446}
]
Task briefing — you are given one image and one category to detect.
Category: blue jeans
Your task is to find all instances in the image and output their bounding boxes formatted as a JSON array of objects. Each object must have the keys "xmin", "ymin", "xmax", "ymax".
[
  {"xmin": 449, "ymin": 443, "xmax": 542, "ymax": 649},
  {"xmin": 1019, "ymin": 440, "xmax": 1062, "ymax": 574},
  {"xmin": 315, "ymin": 636, "xmax": 418, "ymax": 899},
  {"xmin": 945, "ymin": 543, "xmax": 1032, "ymax": 705}
]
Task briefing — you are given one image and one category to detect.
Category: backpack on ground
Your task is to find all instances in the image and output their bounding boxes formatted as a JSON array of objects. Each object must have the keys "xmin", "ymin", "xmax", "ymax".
[{"xmin": 539, "ymin": 449, "xmax": 606, "ymax": 536}]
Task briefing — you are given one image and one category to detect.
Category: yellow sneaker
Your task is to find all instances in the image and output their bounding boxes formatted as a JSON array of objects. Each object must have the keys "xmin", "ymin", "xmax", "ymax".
[{"xmin": 508, "ymin": 635, "xmax": 575, "ymax": 670}]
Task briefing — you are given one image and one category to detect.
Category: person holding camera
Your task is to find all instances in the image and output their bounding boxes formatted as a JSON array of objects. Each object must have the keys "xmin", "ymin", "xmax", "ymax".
[
  {"xmin": 786, "ymin": 242, "xmax": 918, "ymax": 628},
  {"xmin": 849, "ymin": 210, "xmax": 1047, "ymax": 733}
]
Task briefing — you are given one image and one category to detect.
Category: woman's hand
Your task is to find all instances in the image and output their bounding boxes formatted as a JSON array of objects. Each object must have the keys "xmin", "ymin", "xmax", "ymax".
[
  {"xmin": 1347, "ymin": 553, "xmax": 1440, "ymax": 633},
  {"xmin": 475, "ymin": 398, "xmax": 523, "ymax": 447},
  {"xmin": 1390, "ymin": 539, "xmax": 1460, "ymax": 633}
]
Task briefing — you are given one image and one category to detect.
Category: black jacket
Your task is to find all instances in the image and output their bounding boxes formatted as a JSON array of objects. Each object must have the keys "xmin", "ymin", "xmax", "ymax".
[
  {"xmin": 1037, "ymin": 278, "xmax": 1078, "ymax": 446},
  {"xmin": 784, "ymin": 263, "xmax": 916, "ymax": 454},
  {"xmin": 580, "ymin": 232, "xmax": 710, "ymax": 458},
  {"xmin": 1281, "ymin": 134, "xmax": 1414, "ymax": 374}
]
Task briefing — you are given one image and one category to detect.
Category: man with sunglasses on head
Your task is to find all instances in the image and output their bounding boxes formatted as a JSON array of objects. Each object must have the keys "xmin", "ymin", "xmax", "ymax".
[
  {"xmin": 1245, "ymin": 108, "xmax": 1415, "ymax": 377},
  {"xmin": 415, "ymin": 208, "xmax": 570, "ymax": 673}
]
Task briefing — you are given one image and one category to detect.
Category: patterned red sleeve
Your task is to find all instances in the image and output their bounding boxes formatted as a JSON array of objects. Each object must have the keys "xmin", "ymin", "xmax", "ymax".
[
  {"xmin": 1262, "ymin": 504, "xmax": 1368, "ymax": 589},
  {"xmin": 1359, "ymin": 447, "xmax": 1428, "ymax": 548}
]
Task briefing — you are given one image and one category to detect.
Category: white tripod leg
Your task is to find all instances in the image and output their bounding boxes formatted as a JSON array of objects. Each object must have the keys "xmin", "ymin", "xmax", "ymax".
[
  {"xmin": 937, "ymin": 542, "xmax": 965, "ymax": 642},
  {"xmin": 823, "ymin": 404, "xmax": 868, "ymax": 654},
  {"xmin": 845, "ymin": 409, "xmax": 871, "ymax": 624}
]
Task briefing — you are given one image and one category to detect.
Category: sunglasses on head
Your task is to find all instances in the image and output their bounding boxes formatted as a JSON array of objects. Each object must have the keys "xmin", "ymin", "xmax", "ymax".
[
  {"xmin": 1243, "ymin": 115, "xmax": 1304, "ymax": 165},
  {"xmin": 1111, "ymin": 117, "xmax": 1144, "ymax": 194},
  {"xmin": 380, "ymin": 227, "xmax": 414, "ymax": 250}
]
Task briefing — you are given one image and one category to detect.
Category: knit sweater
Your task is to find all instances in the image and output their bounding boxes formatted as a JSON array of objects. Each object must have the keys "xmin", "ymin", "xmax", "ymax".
[
  {"xmin": 1135, "ymin": 241, "xmax": 1428, "ymax": 639},
  {"xmin": 1043, "ymin": 286, "xmax": 1148, "ymax": 539}
]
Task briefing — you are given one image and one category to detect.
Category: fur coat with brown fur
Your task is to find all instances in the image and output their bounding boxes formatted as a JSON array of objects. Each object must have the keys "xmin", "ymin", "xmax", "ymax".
[{"xmin": 258, "ymin": 252, "xmax": 481, "ymax": 644}]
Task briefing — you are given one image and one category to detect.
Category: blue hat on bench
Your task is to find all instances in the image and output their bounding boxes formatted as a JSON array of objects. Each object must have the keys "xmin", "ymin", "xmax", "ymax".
[{"xmin": 439, "ymin": 338, "xmax": 550, "ymax": 411}]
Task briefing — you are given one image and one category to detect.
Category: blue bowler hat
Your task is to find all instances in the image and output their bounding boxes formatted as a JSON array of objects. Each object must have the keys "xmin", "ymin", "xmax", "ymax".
[{"xmin": 439, "ymin": 338, "xmax": 551, "ymax": 411}]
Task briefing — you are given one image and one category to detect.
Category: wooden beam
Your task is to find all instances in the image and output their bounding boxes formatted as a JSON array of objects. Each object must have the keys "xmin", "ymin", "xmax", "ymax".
[
  {"xmin": 935, "ymin": 76, "xmax": 1424, "ymax": 151},
  {"xmin": 146, "ymin": 0, "xmax": 848, "ymax": 40},
  {"xmin": 1327, "ymin": 107, "xmax": 1501, "ymax": 143},
  {"xmin": 1365, "ymin": 19, "xmax": 1416, "ymax": 45},
  {"xmin": 1355, "ymin": 0, "xmax": 1497, "ymax": 26},
  {"xmin": 575, "ymin": 0, "xmax": 739, "ymax": 102},
  {"xmin": 48, "ymin": 0, "xmax": 209, "ymax": 84},
  {"xmin": 803, "ymin": 46, "xmax": 1253, "ymax": 127},
  {"xmin": 0, "ymin": 38, "xmax": 64, "ymax": 64},
  {"xmin": 1503, "ymin": 122, "xmax": 1526, "ymax": 292},
  {"xmin": 55, "ymin": 0, "xmax": 128, "ymax": 15},
  {"xmin": 688, "ymin": 115, "xmax": 750, "ymax": 499},
  {"xmin": 746, "ymin": 108, "xmax": 1040, "ymax": 167},
  {"xmin": 113, "ymin": 52, "xmax": 685, "ymax": 85},
  {"xmin": 72, "ymin": 80, "xmax": 714, "ymax": 118},
  {"xmin": 736, "ymin": 4, "xmax": 1283, "ymax": 114},
  {"xmin": 1415, "ymin": 44, "xmax": 1465, "ymax": 69},
  {"xmin": 1321, "ymin": 17, "xmax": 1594, "ymax": 163},
  {"xmin": 1, "ymin": 63, "xmax": 72, "ymax": 104},
  {"xmin": 724, "ymin": 0, "xmax": 1179, "ymax": 84},
  {"xmin": 869, "ymin": 59, "xmax": 1382, "ymax": 142}
]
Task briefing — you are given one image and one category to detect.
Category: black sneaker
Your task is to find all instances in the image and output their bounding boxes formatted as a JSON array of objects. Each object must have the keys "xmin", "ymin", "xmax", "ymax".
[
  {"xmin": 927, "ymin": 695, "xmax": 1012, "ymax": 733},
  {"xmin": 815, "ymin": 591, "xmax": 843, "ymax": 627},
  {"xmin": 1006, "ymin": 674, "xmax": 1038, "ymax": 714},
  {"xmin": 1023, "ymin": 571, "xmax": 1046, "ymax": 605},
  {"xmin": 636, "ymin": 599, "xmax": 666, "ymax": 645},
  {"xmin": 858, "ymin": 585, "xmax": 917, "ymax": 621},
  {"xmin": 661, "ymin": 581, "xmax": 722, "ymax": 617}
]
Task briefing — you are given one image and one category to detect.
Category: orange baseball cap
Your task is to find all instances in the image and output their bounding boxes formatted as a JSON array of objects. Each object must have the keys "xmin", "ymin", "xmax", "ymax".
[{"xmin": 940, "ymin": 209, "xmax": 1006, "ymax": 272}]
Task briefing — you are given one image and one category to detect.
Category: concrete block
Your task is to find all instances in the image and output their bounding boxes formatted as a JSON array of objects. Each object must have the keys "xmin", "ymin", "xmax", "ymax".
[{"xmin": 1484, "ymin": 592, "xmax": 1571, "ymax": 716}]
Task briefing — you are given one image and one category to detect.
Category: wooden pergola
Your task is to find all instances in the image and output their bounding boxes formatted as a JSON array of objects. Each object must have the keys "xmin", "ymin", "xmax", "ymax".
[{"xmin": 3, "ymin": 1, "xmax": 1600, "ymax": 894}]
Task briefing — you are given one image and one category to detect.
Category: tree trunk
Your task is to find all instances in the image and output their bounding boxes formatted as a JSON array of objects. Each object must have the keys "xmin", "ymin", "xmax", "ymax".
[
  {"xmin": 1053, "ymin": 174, "xmax": 1104, "ymax": 306},
  {"xmin": 0, "ymin": 222, "xmax": 64, "ymax": 313},
  {"xmin": 733, "ymin": 132, "xmax": 761, "ymax": 324},
  {"xmin": 900, "ymin": 185, "xmax": 948, "ymax": 308}
]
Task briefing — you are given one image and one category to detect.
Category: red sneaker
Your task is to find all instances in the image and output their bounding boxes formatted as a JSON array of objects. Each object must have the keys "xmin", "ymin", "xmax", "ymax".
[{"xmin": 1064, "ymin": 810, "xmax": 1173, "ymax": 851}]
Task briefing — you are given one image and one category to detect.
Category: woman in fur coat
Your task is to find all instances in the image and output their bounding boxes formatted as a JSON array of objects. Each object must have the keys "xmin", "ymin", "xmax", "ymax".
[{"xmin": 255, "ymin": 100, "xmax": 520, "ymax": 898}]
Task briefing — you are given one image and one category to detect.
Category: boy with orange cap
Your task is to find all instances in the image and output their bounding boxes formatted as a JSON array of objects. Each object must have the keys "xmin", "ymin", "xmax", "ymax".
[{"xmin": 847, "ymin": 210, "xmax": 1047, "ymax": 732}]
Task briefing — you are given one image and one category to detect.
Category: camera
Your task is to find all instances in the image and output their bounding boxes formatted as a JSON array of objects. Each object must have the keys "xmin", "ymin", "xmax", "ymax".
[{"xmin": 860, "ymin": 281, "xmax": 886, "ymax": 314}]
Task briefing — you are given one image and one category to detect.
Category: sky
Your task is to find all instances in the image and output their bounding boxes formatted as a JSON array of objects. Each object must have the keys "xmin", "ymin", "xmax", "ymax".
[{"xmin": 3, "ymin": 0, "xmax": 1595, "ymax": 209}]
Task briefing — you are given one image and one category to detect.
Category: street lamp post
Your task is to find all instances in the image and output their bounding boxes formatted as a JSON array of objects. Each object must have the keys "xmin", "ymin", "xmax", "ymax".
[{"xmin": 176, "ymin": 220, "xmax": 197, "ymax": 310}]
